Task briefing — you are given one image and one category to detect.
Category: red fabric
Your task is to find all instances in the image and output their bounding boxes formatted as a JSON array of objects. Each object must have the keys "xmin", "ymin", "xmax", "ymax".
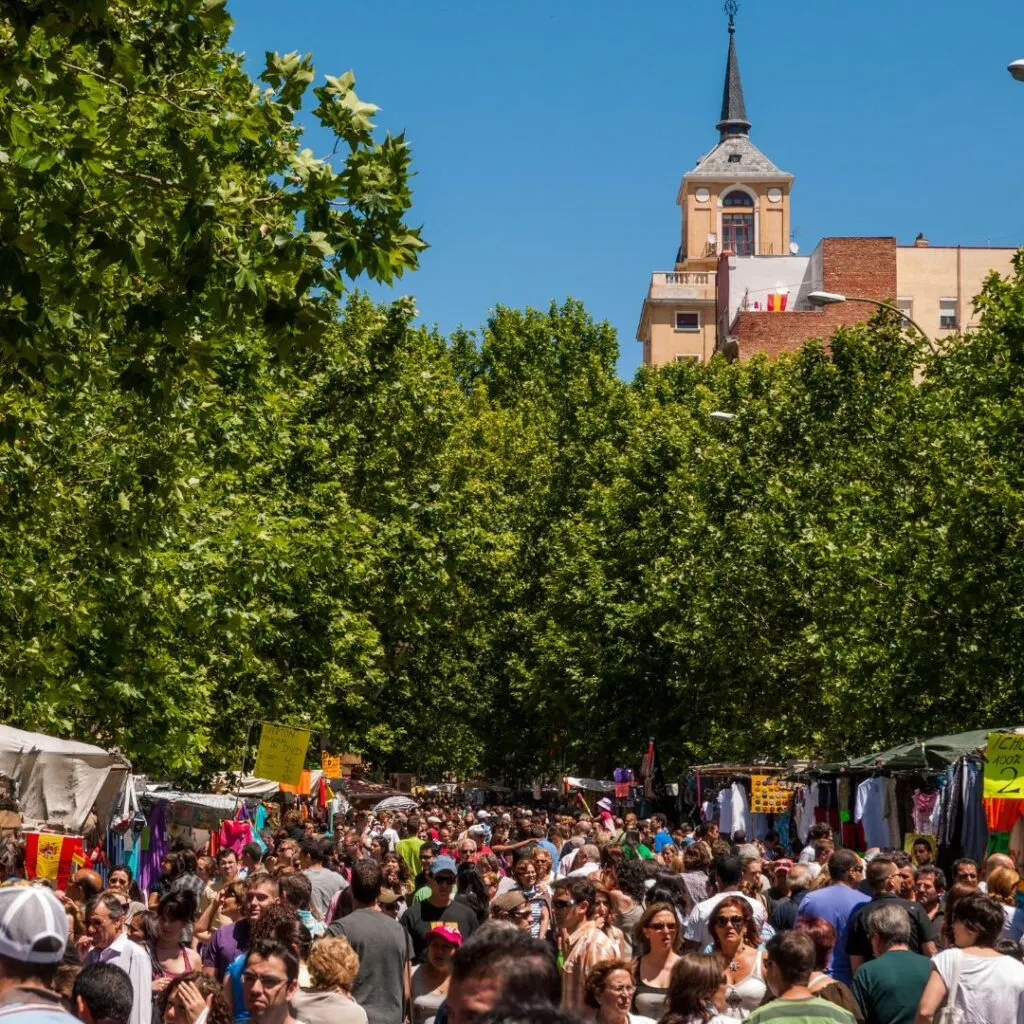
[
  {"xmin": 813, "ymin": 807, "xmax": 841, "ymax": 829},
  {"xmin": 218, "ymin": 819, "xmax": 252, "ymax": 855},
  {"xmin": 983, "ymin": 797, "xmax": 1023, "ymax": 833}
]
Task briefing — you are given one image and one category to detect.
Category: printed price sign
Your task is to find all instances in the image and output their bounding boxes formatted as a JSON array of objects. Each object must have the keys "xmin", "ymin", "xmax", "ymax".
[
  {"xmin": 253, "ymin": 722, "xmax": 310, "ymax": 786},
  {"xmin": 985, "ymin": 732, "xmax": 1024, "ymax": 799},
  {"xmin": 321, "ymin": 753, "xmax": 342, "ymax": 777}
]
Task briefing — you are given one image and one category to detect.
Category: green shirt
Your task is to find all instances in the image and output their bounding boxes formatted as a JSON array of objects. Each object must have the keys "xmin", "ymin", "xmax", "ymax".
[
  {"xmin": 746, "ymin": 995, "xmax": 856, "ymax": 1024},
  {"xmin": 850, "ymin": 948, "xmax": 933, "ymax": 1024}
]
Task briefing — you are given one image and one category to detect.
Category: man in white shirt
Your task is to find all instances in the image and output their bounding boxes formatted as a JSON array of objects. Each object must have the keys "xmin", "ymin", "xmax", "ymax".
[
  {"xmin": 84, "ymin": 893, "xmax": 152, "ymax": 1024},
  {"xmin": 567, "ymin": 845, "xmax": 601, "ymax": 878},
  {"xmin": 683, "ymin": 854, "xmax": 766, "ymax": 948}
]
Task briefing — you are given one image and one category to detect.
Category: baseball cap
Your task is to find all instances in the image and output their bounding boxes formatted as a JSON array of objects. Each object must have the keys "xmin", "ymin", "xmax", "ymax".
[
  {"xmin": 379, "ymin": 888, "xmax": 401, "ymax": 905},
  {"xmin": 476, "ymin": 810, "xmax": 491, "ymax": 819},
  {"xmin": 491, "ymin": 891, "xmax": 527, "ymax": 912},
  {"xmin": 426, "ymin": 816, "xmax": 442, "ymax": 824},
  {"xmin": 425, "ymin": 924, "xmax": 463, "ymax": 946},
  {"xmin": 430, "ymin": 855, "xmax": 457, "ymax": 877},
  {"xmin": 0, "ymin": 885, "xmax": 69, "ymax": 964}
]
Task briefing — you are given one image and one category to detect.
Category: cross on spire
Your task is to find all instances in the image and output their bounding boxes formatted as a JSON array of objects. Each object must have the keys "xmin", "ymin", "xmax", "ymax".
[{"xmin": 717, "ymin": 1, "xmax": 752, "ymax": 140}]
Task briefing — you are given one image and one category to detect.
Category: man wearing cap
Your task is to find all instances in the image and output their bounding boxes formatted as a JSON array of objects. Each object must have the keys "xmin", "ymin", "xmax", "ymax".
[
  {"xmin": 402, "ymin": 855, "xmax": 478, "ymax": 964},
  {"xmin": 0, "ymin": 885, "xmax": 79, "ymax": 1022},
  {"xmin": 84, "ymin": 892, "xmax": 152, "ymax": 1024},
  {"xmin": 489, "ymin": 892, "xmax": 534, "ymax": 931}
]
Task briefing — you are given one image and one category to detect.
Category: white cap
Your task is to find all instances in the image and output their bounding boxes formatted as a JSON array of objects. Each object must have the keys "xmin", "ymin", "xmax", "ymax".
[
  {"xmin": 0, "ymin": 885, "xmax": 69, "ymax": 964},
  {"xmin": 476, "ymin": 810, "xmax": 491, "ymax": 819}
]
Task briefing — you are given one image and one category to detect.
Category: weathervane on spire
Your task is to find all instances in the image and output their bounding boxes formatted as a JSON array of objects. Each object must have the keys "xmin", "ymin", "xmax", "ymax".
[{"xmin": 724, "ymin": 0, "xmax": 739, "ymax": 31}]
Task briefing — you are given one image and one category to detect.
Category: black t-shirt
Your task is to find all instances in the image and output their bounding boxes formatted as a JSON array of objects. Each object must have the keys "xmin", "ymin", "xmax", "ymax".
[
  {"xmin": 846, "ymin": 893, "xmax": 937, "ymax": 960},
  {"xmin": 402, "ymin": 898, "xmax": 479, "ymax": 962}
]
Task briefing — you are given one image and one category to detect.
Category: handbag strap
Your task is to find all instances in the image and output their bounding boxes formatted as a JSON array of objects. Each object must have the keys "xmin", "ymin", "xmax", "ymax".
[{"xmin": 945, "ymin": 948, "xmax": 963, "ymax": 1007}]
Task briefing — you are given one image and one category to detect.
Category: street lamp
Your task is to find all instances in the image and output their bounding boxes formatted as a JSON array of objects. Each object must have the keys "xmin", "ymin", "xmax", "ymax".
[
  {"xmin": 1009, "ymin": 59, "xmax": 1024, "ymax": 82},
  {"xmin": 806, "ymin": 290, "xmax": 937, "ymax": 353}
]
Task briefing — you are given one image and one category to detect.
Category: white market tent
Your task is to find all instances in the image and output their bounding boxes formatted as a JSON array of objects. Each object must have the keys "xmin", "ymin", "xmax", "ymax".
[{"xmin": 0, "ymin": 724, "xmax": 131, "ymax": 832}]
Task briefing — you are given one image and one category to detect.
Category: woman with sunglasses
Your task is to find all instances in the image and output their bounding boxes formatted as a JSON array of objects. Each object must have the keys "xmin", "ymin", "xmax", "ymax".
[
  {"xmin": 706, "ymin": 896, "xmax": 765, "ymax": 1018},
  {"xmin": 631, "ymin": 902, "xmax": 682, "ymax": 1018},
  {"xmin": 584, "ymin": 958, "xmax": 656, "ymax": 1024}
]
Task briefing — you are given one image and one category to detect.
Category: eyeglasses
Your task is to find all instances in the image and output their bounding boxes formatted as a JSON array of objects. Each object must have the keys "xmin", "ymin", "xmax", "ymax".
[
  {"xmin": 553, "ymin": 899, "xmax": 577, "ymax": 910},
  {"xmin": 714, "ymin": 916, "xmax": 744, "ymax": 928},
  {"xmin": 242, "ymin": 972, "xmax": 287, "ymax": 990}
]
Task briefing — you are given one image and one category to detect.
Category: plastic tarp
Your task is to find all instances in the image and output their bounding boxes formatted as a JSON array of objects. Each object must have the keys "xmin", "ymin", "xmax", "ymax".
[
  {"xmin": 837, "ymin": 727, "xmax": 1014, "ymax": 772},
  {"xmin": 564, "ymin": 776, "xmax": 616, "ymax": 793},
  {"xmin": 0, "ymin": 724, "xmax": 130, "ymax": 832}
]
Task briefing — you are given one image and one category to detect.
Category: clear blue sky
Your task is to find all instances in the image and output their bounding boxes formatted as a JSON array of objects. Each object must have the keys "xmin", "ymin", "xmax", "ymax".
[{"xmin": 228, "ymin": 1, "xmax": 1024, "ymax": 377}]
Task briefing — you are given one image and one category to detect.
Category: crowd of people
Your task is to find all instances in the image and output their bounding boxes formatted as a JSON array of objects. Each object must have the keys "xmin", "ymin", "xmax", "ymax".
[{"xmin": 1, "ymin": 803, "xmax": 1023, "ymax": 1024}]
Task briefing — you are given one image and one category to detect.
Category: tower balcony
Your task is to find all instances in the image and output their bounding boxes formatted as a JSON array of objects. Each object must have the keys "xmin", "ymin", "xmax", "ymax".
[{"xmin": 646, "ymin": 270, "xmax": 717, "ymax": 300}]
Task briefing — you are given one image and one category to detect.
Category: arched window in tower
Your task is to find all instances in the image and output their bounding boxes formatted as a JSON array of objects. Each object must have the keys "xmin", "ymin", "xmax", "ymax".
[{"xmin": 721, "ymin": 190, "xmax": 755, "ymax": 256}]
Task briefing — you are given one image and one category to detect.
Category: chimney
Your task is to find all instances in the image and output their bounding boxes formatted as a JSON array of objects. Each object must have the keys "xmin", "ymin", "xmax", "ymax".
[{"xmin": 914, "ymin": 232, "xmax": 929, "ymax": 247}]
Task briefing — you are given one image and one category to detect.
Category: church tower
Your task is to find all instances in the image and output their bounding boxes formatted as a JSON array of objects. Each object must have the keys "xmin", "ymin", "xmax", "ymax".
[{"xmin": 637, "ymin": 3, "xmax": 794, "ymax": 365}]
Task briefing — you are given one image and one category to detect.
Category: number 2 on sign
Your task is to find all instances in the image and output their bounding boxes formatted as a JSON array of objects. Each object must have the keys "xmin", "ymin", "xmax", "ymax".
[{"xmin": 998, "ymin": 766, "xmax": 1021, "ymax": 795}]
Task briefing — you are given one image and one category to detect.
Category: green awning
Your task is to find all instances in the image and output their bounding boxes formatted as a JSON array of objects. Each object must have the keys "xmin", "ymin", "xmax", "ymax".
[{"xmin": 836, "ymin": 727, "xmax": 1016, "ymax": 773}]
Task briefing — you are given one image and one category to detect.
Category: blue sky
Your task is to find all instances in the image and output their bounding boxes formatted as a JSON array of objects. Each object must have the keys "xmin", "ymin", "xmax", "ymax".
[{"xmin": 228, "ymin": 1, "xmax": 1024, "ymax": 378}]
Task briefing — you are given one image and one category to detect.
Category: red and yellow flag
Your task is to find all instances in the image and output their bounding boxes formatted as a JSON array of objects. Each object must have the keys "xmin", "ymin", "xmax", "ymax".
[{"xmin": 24, "ymin": 833, "xmax": 84, "ymax": 889}]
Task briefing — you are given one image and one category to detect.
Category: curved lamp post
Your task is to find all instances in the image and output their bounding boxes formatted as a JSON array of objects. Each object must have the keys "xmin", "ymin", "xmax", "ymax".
[
  {"xmin": 806, "ymin": 290, "xmax": 937, "ymax": 353},
  {"xmin": 1009, "ymin": 59, "xmax": 1024, "ymax": 82}
]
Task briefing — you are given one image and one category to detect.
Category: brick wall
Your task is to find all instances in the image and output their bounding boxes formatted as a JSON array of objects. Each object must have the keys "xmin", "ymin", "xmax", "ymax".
[{"xmin": 733, "ymin": 237, "xmax": 898, "ymax": 360}]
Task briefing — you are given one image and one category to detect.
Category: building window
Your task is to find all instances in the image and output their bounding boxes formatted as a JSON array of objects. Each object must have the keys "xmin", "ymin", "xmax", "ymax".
[
  {"xmin": 939, "ymin": 298, "xmax": 958, "ymax": 330},
  {"xmin": 896, "ymin": 297, "xmax": 914, "ymax": 321},
  {"xmin": 722, "ymin": 213, "xmax": 754, "ymax": 256},
  {"xmin": 723, "ymin": 190, "xmax": 754, "ymax": 207},
  {"xmin": 674, "ymin": 311, "xmax": 700, "ymax": 332},
  {"xmin": 674, "ymin": 354, "xmax": 700, "ymax": 363}
]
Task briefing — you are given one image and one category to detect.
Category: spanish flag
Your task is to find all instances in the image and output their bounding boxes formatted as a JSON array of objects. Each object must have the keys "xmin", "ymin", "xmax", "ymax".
[
  {"xmin": 24, "ymin": 833, "xmax": 84, "ymax": 889},
  {"xmin": 767, "ymin": 290, "xmax": 789, "ymax": 312}
]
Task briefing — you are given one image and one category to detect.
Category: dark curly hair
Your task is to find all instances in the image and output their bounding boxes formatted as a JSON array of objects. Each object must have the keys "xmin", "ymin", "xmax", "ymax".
[{"xmin": 160, "ymin": 972, "xmax": 231, "ymax": 1024}]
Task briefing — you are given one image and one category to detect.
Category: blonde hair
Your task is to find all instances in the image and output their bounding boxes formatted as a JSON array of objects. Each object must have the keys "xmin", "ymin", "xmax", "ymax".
[
  {"xmin": 986, "ymin": 867, "xmax": 1020, "ymax": 905},
  {"xmin": 307, "ymin": 936, "xmax": 360, "ymax": 992}
]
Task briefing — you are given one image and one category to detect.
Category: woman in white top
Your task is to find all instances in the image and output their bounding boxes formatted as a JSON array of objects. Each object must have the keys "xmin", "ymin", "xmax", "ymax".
[
  {"xmin": 659, "ymin": 952, "xmax": 734, "ymax": 1024},
  {"xmin": 706, "ymin": 897, "xmax": 765, "ymax": 1018},
  {"xmin": 917, "ymin": 891, "xmax": 1024, "ymax": 1024},
  {"xmin": 583, "ymin": 959, "xmax": 656, "ymax": 1024}
]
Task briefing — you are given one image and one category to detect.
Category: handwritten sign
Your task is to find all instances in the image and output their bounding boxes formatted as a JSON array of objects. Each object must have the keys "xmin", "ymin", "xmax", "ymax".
[
  {"xmin": 985, "ymin": 732, "xmax": 1024, "ymax": 799},
  {"xmin": 751, "ymin": 775, "xmax": 793, "ymax": 814},
  {"xmin": 253, "ymin": 722, "xmax": 310, "ymax": 787},
  {"xmin": 321, "ymin": 753, "xmax": 342, "ymax": 778}
]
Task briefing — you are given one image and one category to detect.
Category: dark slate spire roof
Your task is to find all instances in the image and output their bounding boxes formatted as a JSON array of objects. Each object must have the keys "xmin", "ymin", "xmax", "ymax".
[{"xmin": 716, "ymin": 6, "xmax": 751, "ymax": 140}]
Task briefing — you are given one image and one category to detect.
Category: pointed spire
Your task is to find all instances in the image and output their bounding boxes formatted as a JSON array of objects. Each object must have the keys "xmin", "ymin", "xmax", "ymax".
[{"xmin": 716, "ymin": 1, "xmax": 752, "ymax": 140}]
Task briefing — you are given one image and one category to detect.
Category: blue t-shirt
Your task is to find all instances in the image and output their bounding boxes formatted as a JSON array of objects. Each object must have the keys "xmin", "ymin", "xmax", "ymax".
[
  {"xmin": 798, "ymin": 885, "xmax": 870, "ymax": 986},
  {"xmin": 226, "ymin": 953, "xmax": 251, "ymax": 1023},
  {"xmin": 653, "ymin": 830, "xmax": 674, "ymax": 853}
]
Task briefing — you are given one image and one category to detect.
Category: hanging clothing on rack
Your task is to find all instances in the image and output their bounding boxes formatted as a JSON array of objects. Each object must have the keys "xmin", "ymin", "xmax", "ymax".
[
  {"xmin": 883, "ymin": 777, "xmax": 901, "ymax": 849},
  {"xmin": 794, "ymin": 783, "xmax": 818, "ymax": 845},
  {"xmin": 913, "ymin": 789, "xmax": 939, "ymax": 835},
  {"xmin": 961, "ymin": 758, "xmax": 988, "ymax": 863},
  {"xmin": 854, "ymin": 777, "xmax": 889, "ymax": 849}
]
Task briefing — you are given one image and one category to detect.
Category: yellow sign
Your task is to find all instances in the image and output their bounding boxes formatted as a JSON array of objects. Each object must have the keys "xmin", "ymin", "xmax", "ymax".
[
  {"xmin": 253, "ymin": 722, "xmax": 310, "ymax": 786},
  {"xmin": 321, "ymin": 753, "xmax": 342, "ymax": 777},
  {"xmin": 985, "ymin": 732, "xmax": 1024, "ymax": 799},
  {"xmin": 750, "ymin": 775, "xmax": 794, "ymax": 814}
]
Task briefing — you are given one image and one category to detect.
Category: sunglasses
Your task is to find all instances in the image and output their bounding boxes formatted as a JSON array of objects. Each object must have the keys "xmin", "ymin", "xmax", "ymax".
[
  {"xmin": 553, "ymin": 899, "xmax": 577, "ymax": 910},
  {"xmin": 433, "ymin": 876, "xmax": 456, "ymax": 886},
  {"xmin": 511, "ymin": 908, "xmax": 533, "ymax": 919},
  {"xmin": 714, "ymin": 916, "xmax": 744, "ymax": 928},
  {"xmin": 646, "ymin": 921, "xmax": 678, "ymax": 931}
]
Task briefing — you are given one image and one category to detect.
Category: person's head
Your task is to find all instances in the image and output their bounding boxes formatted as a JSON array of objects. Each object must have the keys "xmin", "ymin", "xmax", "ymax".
[
  {"xmin": 635, "ymin": 901, "xmax": 682, "ymax": 955},
  {"xmin": 584, "ymin": 958, "xmax": 635, "ymax": 1016},
  {"xmin": 812, "ymin": 841, "xmax": 833, "ymax": 865},
  {"xmin": 912, "ymin": 838, "xmax": 934, "ymax": 866},
  {"xmin": 459, "ymin": 838, "xmax": 479, "ymax": 863},
  {"xmin": 426, "ymin": 925, "xmax": 463, "ymax": 973},
  {"xmin": 915, "ymin": 866, "xmax": 946, "ymax": 908},
  {"xmin": 866, "ymin": 902, "xmax": 911, "ymax": 958},
  {"xmin": 406, "ymin": 815, "xmax": 422, "ymax": 837},
  {"xmin": 68, "ymin": 870, "xmax": 104, "ymax": 905},
  {"xmin": 807, "ymin": 823, "xmax": 831, "ymax": 843},
  {"xmin": 217, "ymin": 847, "xmax": 240, "ymax": 882},
  {"xmin": 243, "ymin": 938, "xmax": 300, "ymax": 1022},
  {"xmin": 241, "ymin": 842, "xmax": 264, "ymax": 873},
  {"xmin": 447, "ymin": 926, "xmax": 560, "ymax": 1024},
  {"xmin": 941, "ymin": 884, "xmax": 976, "ymax": 948},
  {"xmin": 276, "ymin": 840, "xmax": 298, "ymax": 868},
  {"xmin": 764, "ymin": 930, "xmax": 816, "ymax": 994},
  {"xmin": 428, "ymin": 855, "xmax": 458, "ymax": 905},
  {"xmin": 785, "ymin": 863, "xmax": 810, "ymax": 892},
  {"xmin": 952, "ymin": 858, "xmax": 979, "ymax": 888},
  {"xmin": 707, "ymin": 896, "xmax": 758, "ymax": 952},
  {"xmin": 512, "ymin": 857, "xmax": 537, "ymax": 891},
  {"xmin": 664, "ymin": 952, "xmax": 728, "ymax": 1022},
  {"xmin": 350, "ymin": 858, "xmax": 383, "ymax": 907},
  {"xmin": 864, "ymin": 858, "xmax": 899, "ymax": 896},
  {"xmin": 73, "ymin": 962, "xmax": 133, "ymax": 1024},
  {"xmin": 986, "ymin": 866, "xmax": 1020, "ymax": 906},
  {"xmin": 682, "ymin": 844, "xmax": 711, "ymax": 873},
  {"xmin": 996, "ymin": 938, "xmax": 1024, "ymax": 962},
  {"xmin": 711, "ymin": 854, "xmax": 743, "ymax": 892},
  {"xmin": 197, "ymin": 855, "xmax": 217, "ymax": 883},
  {"xmin": 156, "ymin": 889, "xmax": 197, "ymax": 943},
  {"xmin": 65, "ymin": 902, "xmax": 85, "ymax": 943},
  {"xmin": 986, "ymin": 853, "xmax": 1015, "ymax": 878},
  {"xmin": 245, "ymin": 874, "xmax": 280, "ymax": 923},
  {"xmin": 106, "ymin": 866, "xmax": 133, "ymax": 896},
  {"xmin": 127, "ymin": 909, "xmax": 158, "ymax": 946},
  {"xmin": 826, "ymin": 850, "xmax": 861, "ymax": 886},
  {"xmin": 306, "ymin": 935, "xmax": 360, "ymax": 994},
  {"xmin": 419, "ymin": 842, "xmax": 438, "ymax": 874},
  {"xmin": 277, "ymin": 872, "xmax": 313, "ymax": 913},
  {"xmin": 551, "ymin": 877, "xmax": 595, "ymax": 934},
  {"xmin": 531, "ymin": 848, "xmax": 553, "ymax": 879},
  {"xmin": 793, "ymin": 916, "xmax": 836, "ymax": 972},
  {"xmin": 161, "ymin": 972, "xmax": 231, "ymax": 1024},
  {"xmin": 490, "ymin": 893, "xmax": 532, "ymax": 931},
  {"xmin": 299, "ymin": 838, "xmax": 325, "ymax": 869},
  {"xmin": 897, "ymin": 863, "xmax": 918, "ymax": 899},
  {"xmin": 85, "ymin": 893, "xmax": 126, "ymax": 952},
  {"xmin": 0, "ymin": 885, "xmax": 68, "ymax": 991},
  {"xmin": 950, "ymin": 891, "xmax": 1004, "ymax": 949}
]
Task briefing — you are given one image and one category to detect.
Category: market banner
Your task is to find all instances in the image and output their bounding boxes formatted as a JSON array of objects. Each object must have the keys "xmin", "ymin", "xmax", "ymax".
[
  {"xmin": 984, "ymin": 731, "xmax": 1024, "ymax": 799},
  {"xmin": 253, "ymin": 722, "xmax": 309, "ymax": 787},
  {"xmin": 24, "ymin": 832, "xmax": 83, "ymax": 889}
]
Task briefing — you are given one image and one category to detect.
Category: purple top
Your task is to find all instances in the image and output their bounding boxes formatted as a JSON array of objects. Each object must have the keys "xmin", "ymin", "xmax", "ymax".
[{"xmin": 201, "ymin": 918, "xmax": 251, "ymax": 979}]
